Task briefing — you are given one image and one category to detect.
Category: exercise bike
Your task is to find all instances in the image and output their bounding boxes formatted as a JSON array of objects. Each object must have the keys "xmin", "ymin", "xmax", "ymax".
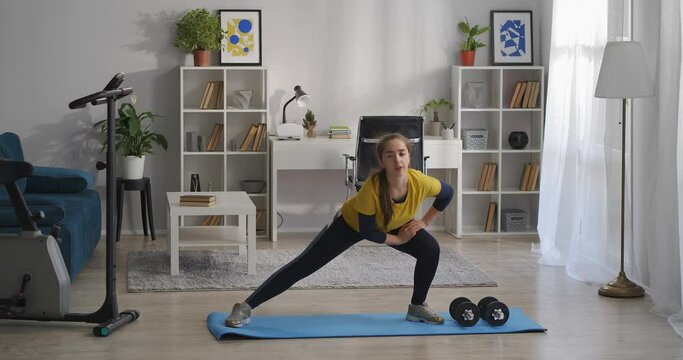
[{"xmin": 0, "ymin": 73, "xmax": 139, "ymax": 337}]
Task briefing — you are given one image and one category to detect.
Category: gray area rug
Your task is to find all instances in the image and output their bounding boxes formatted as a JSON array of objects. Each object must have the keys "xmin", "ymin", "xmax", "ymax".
[{"xmin": 127, "ymin": 246, "xmax": 496, "ymax": 293}]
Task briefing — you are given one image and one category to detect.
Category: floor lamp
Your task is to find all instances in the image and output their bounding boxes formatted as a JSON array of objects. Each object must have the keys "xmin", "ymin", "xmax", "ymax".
[{"xmin": 594, "ymin": 41, "xmax": 654, "ymax": 298}]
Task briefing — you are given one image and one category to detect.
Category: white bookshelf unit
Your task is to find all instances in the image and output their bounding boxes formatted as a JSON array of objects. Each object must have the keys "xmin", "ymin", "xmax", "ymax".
[
  {"xmin": 452, "ymin": 65, "xmax": 544, "ymax": 236},
  {"xmin": 179, "ymin": 66, "xmax": 270, "ymax": 239}
]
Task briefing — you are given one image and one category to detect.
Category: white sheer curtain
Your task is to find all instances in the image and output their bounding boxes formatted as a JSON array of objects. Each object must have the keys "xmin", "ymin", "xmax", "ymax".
[
  {"xmin": 537, "ymin": 0, "xmax": 621, "ymax": 284},
  {"xmin": 632, "ymin": 0, "xmax": 683, "ymax": 338}
]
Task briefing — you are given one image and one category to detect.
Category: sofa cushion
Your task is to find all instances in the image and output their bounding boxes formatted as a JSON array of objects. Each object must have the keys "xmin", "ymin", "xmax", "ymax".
[
  {"xmin": 0, "ymin": 132, "xmax": 26, "ymax": 196},
  {"xmin": 0, "ymin": 196, "xmax": 66, "ymax": 226},
  {"xmin": 0, "ymin": 190, "xmax": 101, "ymax": 280},
  {"xmin": 27, "ymin": 166, "xmax": 95, "ymax": 193}
]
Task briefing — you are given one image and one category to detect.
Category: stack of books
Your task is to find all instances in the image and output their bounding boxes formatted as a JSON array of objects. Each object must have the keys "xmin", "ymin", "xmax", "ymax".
[
  {"xmin": 329, "ymin": 126, "xmax": 351, "ymax": 139},
  {"xmin": 179, "ymin": 194, "xmax": 216, "ymax": 207},
  {"xmin": 206, "ymin": 123, "xmax": 223, "ymax": 151},
  {"xmin": 477, "ymin": 162, "xmax": 497, "ymax": 191},
  {"xmin": 519, "ymin": 163, "xmax": 540, "ymax": 191},
  {"xmin": 199, "ymin": 81, "xmax": 224, "ymax": 109},
  {"xmin": 509, "ymin": 81, "xmax": 541, "ymax": 108},
  {"xmin": 201, "ymin": 215, "xmax": 222, "ymax": 225},
  {"xmin": 239, "ymin": 123, "xmax": 267, "ymax": 151}
]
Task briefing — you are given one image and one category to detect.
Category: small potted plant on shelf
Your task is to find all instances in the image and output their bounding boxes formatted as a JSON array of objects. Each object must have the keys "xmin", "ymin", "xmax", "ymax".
[
  {"xmin": 94, "ymin": 98, "xmax": 168, "ymax": 179},
  {"xmin": 458, "ymin": 17, "xmax": 490, "ymax": 66},
  {"xmin": 420, "ymin": 98, "xmax": 454, "ymax": 136},
  {"xmin": 173, "ymin": 8, "xmax": 223, "ymax": 67},
  {"xmin": 302, "ymin": 109, "xmax": 317, "ymax": 138}
]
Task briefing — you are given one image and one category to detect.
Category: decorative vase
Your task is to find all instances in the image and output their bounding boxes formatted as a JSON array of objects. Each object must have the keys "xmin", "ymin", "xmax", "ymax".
[
  {"xmin": 426, "ymin": 121, "xmax": 442, "ymax": 137},
  {"xmin": 122, "ymin": 155, "xmax": 145, "ymax": 179},
  {"xmin": 234, "ymin": 90, "xmax": 253, "ymax": 109},
  {"xmin": 193, "ymin": 50, "xmax": 210, "ymax": 67},
  {"xmin": 306, "ymin": 126, "xmax": 316, "ymax": 138},
  {"xmin": 508, "ymin": 131, "xmax": 529, "ymax": 149},
  {"xmin": 465, "ymin": 82, "xmax": 487, "ymax": 108},
  {"xmin": 460, "ymin": 50, "xmax": 476, "ymax": 66}
]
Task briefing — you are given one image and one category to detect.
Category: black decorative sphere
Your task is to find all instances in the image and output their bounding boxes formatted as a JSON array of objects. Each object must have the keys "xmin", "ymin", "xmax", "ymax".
[{"xmin": 508, "ymin": 131, "xmax": 529, "ymax": 149}]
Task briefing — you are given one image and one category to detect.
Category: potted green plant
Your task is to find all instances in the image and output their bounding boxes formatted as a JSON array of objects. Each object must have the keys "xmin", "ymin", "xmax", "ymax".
[
  {"xmin": 458, "ymin": 18, "xmax": 490, "ymax": 66},
  {"xmin": 302, "ymin": 110, "xmax": 317, "ymax": 138},
  {"xmin": 173, "ymin": 8, "xmax": 223, "ymax": 67},
  {"xmin": 94, "ymin": 100, "xmax": 168, "ymax": 179},
  {"xmin": 420, "ymin": 98, "xmax": 454, "ymax": 136}
]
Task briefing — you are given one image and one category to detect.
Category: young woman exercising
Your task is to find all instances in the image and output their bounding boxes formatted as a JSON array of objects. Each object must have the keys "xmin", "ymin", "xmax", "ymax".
[{"xmin": 226, "ymin": 133, "xmax": 454, "ymax": 327}]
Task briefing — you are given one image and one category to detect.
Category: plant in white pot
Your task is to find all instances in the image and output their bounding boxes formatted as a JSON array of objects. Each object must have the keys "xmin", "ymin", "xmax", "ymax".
[
  {"xmin": 173, "ymin": 8, "xmax": 223, "ymax": 66},
  {"xmin": 94, "ymin": 100, "xmax": 168, "ymax": 179}
]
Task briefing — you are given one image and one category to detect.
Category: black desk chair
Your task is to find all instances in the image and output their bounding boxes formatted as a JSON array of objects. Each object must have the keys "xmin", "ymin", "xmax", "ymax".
[
  {"xmin": 342, "ymin": 116, "xmax": 428, "ymax": 199},
  {"xmin": 116, "ymin": 177, "xmax": 156, "ymax": 241}
]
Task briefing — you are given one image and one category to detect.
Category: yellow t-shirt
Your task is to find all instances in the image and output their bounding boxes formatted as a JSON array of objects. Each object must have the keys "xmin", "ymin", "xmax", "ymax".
[{"xmin": 340, "ymin": 168, "xmax": 442, "ymax": 232}]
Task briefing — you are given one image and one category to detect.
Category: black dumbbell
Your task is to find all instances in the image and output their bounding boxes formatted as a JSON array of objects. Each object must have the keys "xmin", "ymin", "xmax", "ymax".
[
  {"xmin": 449, "ymin": 297, "xmax": 480, "ymax": 327},
  {"xmin": 477, "ymin": 296, "xmax": 509, "ymax": 326}
]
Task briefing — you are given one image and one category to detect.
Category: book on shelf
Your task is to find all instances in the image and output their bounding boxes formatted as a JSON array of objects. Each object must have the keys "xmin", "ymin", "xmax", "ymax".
[
  {"xmin": 509, "ymin": 81, "xmax": 540, "ymax": 108},
  {"xmin": 206, "ymin": 123, "xmax": 223, "ymax": 151},
  {"xmin": 484, "ymin": 201, "xmax": 497, "ymax": 232},
  {"xmin": 239, "ymin": 124, "xmax": 259, "ymax": 151},
  {"xmin": 201, "ymin": 215, "xmax": 222, "ymax": 225},
  {"xmin": 200, "ymin": 82, "xmax": 212, "ymax": 109},
  {"xmin": 528, "ymin": 164, "xmax": 540, "ymax": 191},
  {"xmin": 513, "ymin": 81, "xmax": 527, "ymax": 108},
  {"xmin": 509, "ymin": 82, "xmax": 523, "ymax": 108},
  {"xmin": 212, "ymin": 81, "xmax": 223, "ymax": 109},
  {"xmin": 329, "ymin": 125, "xmax": 351, "ymax": 138},
  {"xmin": 477, "ymin": 163, "xmax": 489, "ymax": 191},
  {"xmin": 251, "ymin": 123, "xmax": 266, "ymax": 151},
  {"xmin": 519, "ymin": 163, "xmax": 540, "ymax": 191},
  {"xmin": 520, "ymin": 163, "xmax": 532, "ymax": 191},
  {"xmin": 485, "ymin": 163, "xmax": 497, "ymax": 191},
  {"xmin": 199, "ymin": 81, "xmax": 224, "ymax": 109},
  {"xmin": 477, "ymin": 162, "xmax": 497, "ymax": 191}
]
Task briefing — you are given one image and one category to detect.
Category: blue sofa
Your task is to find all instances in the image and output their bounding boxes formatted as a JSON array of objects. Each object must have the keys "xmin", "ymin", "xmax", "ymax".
[{"xmin": 0, "ymin": 132, "xmax": 101, "ymax": 280}]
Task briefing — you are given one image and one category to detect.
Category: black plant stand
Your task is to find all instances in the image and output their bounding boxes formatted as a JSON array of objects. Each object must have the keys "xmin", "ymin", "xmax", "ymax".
[{"xmin": 116, "ymin": 177, "xmax": 155, "ymax": 242}]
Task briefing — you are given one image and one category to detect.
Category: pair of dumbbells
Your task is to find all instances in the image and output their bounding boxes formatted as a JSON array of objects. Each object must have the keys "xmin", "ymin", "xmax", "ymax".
[{"xmin": 448, "ymin": 296, "xmax": 509, "ymax": 327}]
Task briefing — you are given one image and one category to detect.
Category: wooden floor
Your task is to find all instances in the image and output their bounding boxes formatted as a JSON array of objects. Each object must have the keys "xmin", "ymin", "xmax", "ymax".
[{"xmin": 1, "ymin": 231, "xmax": 682, "ymax": 359}]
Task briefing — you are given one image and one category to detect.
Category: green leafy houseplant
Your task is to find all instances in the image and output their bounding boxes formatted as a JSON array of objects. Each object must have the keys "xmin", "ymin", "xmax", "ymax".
[
  {"xmin": 420, "ymin": 98, "xmax": 454, "ymax": 123},
  {"xmin": 173, "ymin": 8, "xmax": 223, "ymax": 52},
  {"xmin": 94, "ymin": 102, "xmax": 168, "ymax": 157},
  {"xmin": 302, "ymin": 109, "xmax": 316, "ymax": 130},
  {"xmin": 458, "ymin": 18, "xmax": 490, "ymax": 51},
  {"xmin": 458, "ymin": 18, "xmax": 490, "ymax": 66}
]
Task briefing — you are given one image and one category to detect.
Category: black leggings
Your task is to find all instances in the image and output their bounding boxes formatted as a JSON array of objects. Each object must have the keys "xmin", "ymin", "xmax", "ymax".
[{"xmin": 245, "ymin": 216, "xmax": 440, "ymax": 308}]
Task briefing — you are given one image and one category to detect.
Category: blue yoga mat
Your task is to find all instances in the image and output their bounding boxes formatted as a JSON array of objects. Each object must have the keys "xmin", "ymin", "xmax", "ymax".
[{"xmin": 207, "ymin": 307, "xmax": 546, "ymax": 340}]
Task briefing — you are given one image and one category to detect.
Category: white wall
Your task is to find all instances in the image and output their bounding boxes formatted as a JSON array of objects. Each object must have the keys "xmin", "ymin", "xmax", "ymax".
[{"xmin": 0, "ymin": 0, "xmax": 550, "ymax": 233}]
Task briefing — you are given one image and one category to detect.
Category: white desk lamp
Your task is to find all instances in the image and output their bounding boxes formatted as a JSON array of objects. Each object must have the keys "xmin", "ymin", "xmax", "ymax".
[{"xmin": 277, "ymin": 85, "xmax": 310, "ymax": 140}]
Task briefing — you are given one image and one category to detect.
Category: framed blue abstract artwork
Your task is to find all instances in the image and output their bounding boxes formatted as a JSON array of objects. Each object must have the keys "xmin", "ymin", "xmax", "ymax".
[
  {"xmin": 490, "ymin": 11, "xmax": 533, "ymax": 65},
  {"xmin": 219, "ymin": 9, "xmax": 262, "ymax": 66}
]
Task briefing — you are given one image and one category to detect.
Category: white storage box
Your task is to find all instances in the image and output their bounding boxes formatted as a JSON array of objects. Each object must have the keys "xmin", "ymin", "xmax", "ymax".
[
  {"xmin": 501, "ymin": 209, "xmax": 529, "ymax": 232},
  {"xmin": 462, "ymin": 128, "xmax": 488, "ymax": 150}
]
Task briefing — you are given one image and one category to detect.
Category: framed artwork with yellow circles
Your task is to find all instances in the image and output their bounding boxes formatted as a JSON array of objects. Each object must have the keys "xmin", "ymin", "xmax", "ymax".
[{"xmin": 220, "ymin": 9, "xmax": 262, "ymax": 66}]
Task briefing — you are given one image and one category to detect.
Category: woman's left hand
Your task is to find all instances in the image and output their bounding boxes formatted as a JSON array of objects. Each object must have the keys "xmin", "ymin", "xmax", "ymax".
[{"xmin": 402, "ymin": 219, "xmax": 427, "ymax": 236}]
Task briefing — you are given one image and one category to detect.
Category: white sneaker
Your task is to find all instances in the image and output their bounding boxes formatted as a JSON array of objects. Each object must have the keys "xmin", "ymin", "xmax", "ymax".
[
  {"xmin": 406, "ymin": 302, "xmax": 444, "ymax": 325},
  {"xmin": 225, "ymin": 302, "xmax": 252, "ymax": 328}
]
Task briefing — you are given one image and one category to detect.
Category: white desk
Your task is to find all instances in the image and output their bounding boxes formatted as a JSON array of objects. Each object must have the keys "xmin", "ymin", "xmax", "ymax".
[
  {"xmin": 269, "ymin": 136, "xmax": 462, "ymax": 241},
  {"xmin": 166, "ymin": 192, "xmax": 256, "ymax": 275}
]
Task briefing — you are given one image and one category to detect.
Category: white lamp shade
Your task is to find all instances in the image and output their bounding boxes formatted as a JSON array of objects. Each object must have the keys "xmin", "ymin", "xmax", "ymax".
[{"xmin": 595, "ymin": 41, "xmax": 655, "ymax": 99}]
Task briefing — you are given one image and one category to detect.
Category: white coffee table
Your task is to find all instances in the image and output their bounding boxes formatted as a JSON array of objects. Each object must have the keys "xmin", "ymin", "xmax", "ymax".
[{"xmin": 166, "ymin": 192, "xmax": 256, "ymax": 275}]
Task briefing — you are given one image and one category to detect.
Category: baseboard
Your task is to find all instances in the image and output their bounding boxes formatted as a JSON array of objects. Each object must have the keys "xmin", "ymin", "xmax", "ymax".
[
  {"xmin": 101, "ymin": 229, "xmax": 168, "ymax": 236},
  {"xmin": 277, "ymin": 226, "xmax": 447, "ymax": 233}
]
